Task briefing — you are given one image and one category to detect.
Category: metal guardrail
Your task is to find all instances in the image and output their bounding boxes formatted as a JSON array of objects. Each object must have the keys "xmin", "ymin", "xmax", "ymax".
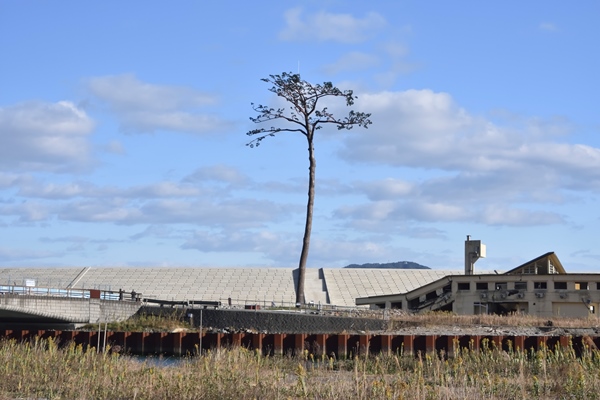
[
  {"xmin": 0, "ymin": 285, "xmax": 138, "ymax": 302},
  {"xmin": 143, "ymin": 298, "xmax": 221, "ymax": 308},
  {"xmin": 0, "ymin": 285, "xmax": 367, "ymax": 313},
  {"xmin": 213, "ymin": 297, "xmax": 368, "ymax": 316}
]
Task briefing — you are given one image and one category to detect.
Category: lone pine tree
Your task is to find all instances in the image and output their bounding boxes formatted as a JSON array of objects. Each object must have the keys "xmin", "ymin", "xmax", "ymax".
[{"xmin": 246, "ymin": 72, "xmax": 372, "ymax": 304}]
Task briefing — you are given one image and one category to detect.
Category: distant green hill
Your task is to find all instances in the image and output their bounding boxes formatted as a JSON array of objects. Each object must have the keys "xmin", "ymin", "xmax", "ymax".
[{"xmin": 344, "ymin": 261, "xmax": 430, "ymax": 269}]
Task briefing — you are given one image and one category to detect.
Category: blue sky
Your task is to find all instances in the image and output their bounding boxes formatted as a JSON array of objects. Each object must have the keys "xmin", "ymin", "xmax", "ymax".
[{"xmin": 1, "ymin": 1, "xmax": 599, "ymax": 272}]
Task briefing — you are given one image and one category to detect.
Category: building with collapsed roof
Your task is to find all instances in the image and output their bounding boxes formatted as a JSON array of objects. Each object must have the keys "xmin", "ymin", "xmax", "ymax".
[{"xmin": 356, "ymin": 237, "xmax": 599, "ymax": 318}]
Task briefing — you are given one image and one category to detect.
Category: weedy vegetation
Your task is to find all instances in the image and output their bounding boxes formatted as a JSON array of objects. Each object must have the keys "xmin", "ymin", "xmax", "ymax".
[
  {"xmin": 388, "ymin": 311, "xmax": 600, "ymax": 330},
  {"xmin": 80, "ymin": 311, "xmax": 193, "ymax": 333},
  {"xmin": 2, "ymin": 336, "xmax": 600, "ymax": 399}
]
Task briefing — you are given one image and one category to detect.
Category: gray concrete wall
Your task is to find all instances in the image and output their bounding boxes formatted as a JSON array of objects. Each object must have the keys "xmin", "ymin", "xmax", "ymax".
[
  {"xmin": 142, "ymin": 307, "xmax": 388, "ymax": 334},
  {"xmin": 0, "ymin": 294, "xmax": 142, "ymax": 323}
]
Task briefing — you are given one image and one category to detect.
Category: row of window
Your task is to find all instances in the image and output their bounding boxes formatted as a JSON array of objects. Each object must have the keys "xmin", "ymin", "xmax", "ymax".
[{"xmin": 457, "ymin": 281, "xmax": 599, "ymax": 291}]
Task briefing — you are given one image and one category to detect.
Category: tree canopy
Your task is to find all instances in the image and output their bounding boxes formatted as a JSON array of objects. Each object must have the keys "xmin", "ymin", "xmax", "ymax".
[{"xmin": 247, "ymin": 72, "xmax": 372, "ymax": 148}]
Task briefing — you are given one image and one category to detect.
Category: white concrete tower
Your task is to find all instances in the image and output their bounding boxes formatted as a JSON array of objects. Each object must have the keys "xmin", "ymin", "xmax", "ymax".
[{"xmin": 465, "ymin": 235, "xmax": 486, "ymax": 275}]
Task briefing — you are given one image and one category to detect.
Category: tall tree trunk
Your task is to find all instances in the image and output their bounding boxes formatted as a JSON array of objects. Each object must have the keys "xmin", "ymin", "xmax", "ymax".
[{"xmin": 296, "ymin": 136, "xmax": 315, "ymax": 304}]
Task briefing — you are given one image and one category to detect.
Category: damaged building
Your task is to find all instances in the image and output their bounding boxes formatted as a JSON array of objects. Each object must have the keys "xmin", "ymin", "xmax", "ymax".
[{"xmin": 356, "ymin": 236, "xmax": 599, "ymax": 318}]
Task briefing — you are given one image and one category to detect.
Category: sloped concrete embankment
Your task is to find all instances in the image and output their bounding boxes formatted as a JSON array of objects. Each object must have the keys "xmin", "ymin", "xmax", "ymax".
[
  {"xmin": 193, "ymin": 309, "xmax": 389, "ymax": 334},
  {"xmin": 142, "ymin": 307, "xmax": 387, "ymax": 334}
]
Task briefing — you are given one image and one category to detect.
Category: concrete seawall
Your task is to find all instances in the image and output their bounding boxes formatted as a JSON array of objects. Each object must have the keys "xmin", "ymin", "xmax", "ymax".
[
  {"xmin": 0, "ymin": 294, "xmax": 142, "ymax": 324},
  {"xmin": 143, "ymin": 307, "xmax": 389, "ymax": 334},
  {"xmin": 195, "ymin": 309, "xmax": 389, "ymax": 334}
]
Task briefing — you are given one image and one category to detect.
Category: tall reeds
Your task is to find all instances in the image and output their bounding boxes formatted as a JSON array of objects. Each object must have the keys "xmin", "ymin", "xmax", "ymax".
[{"xmin": 2, "ymin": 336, "xmax": 600, "ymax": 399}]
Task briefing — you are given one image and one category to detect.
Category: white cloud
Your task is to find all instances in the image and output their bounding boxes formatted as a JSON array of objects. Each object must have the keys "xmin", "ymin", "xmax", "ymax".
[
  {"xmin": 88, "ymin": 74, "xmax": 215, "ymax": 111},
  {"xmin": 357, "ymin": 178, "xmax": 415, "ymax": 201},
  {"xmin": 381, "ymin": 42, "xmax": 409, "ymax": 58},
  {"xmin": 343, "ymin": 89, "xmax": 600, "ymax": 181},
  {"xmin": 480, "ymin": 205, "xmax": 564, "ymax": 226},
  {"xmin": 130, "ymin": 225, "xmax": 176, "ymax": 241},
  {"xmin": 184, "ymin": 165, "xmax": 251, "ymax": 185},
  {"xmin": 56, "ymin": 198, "xmax": 296, "ymax": 228},
  {"xmin": 325, "ymin": 88, "xmax": 600, "ymax": 227},
  {"xmin": 279, "ymin": 8, "xmax": 386, "ymax": 43},
  {"xmin": 182, "ymin": 229, "xmax": 282, "ymax": 253},
  {"xmin": 180, "ymin": 229, "xmax": 411, "ymax": 267},
  {"xmin": 16, "ymin": 179, "xmax": 207, "ymax": 200},
  {"xmin": 373, "ymin": 42, "xmax": 419, "ymax": 86},
  {"xmin": 0, "ymin": 246, "xmax": 59, "ymax": 262},
  {"xmin": 0, "ymin": 201, "xmax": 51, "ymax": 222},
  {"xmin": 335, "ymin": 198, "xmax": 565, "ymax": 228},
  {"xmin": 308, "ymin": 238, "xmax": 396, "ymax": 265},
  {"xmin": 0, "ymin": 173, "xmax": 23, "ymax": 189},
  {"xmin": 101, "ymin": 140, "xmax": 126, "ymax": 155},
  {"xmin": 322, "ymin": 52, "xmax": 380, "ymax": 75},
  {"xmin": 87, "ymin": 74, "xmax": 232, "ymax": 135},
  {"xmin": 36, "ymin": 235, "xmax": 125, "ymax": 254},
  {"xmin": 539, "ymin": 22, "xmax": 557, "ymax": 32},
  {"xmin": 0, "ymin": 101, "xmax": 94, "ymax": 172}
]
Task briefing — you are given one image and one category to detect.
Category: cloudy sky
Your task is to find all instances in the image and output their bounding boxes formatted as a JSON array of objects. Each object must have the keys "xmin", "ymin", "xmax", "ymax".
[{"xmin": 1, "ymin": 1, "xmax": 599, "ymax": 272}]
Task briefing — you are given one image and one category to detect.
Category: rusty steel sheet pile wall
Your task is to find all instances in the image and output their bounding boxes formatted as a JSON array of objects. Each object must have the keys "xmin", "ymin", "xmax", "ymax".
[{"xmin": 0, "ymin": 329, "xmax": 595, "ymax": 358}]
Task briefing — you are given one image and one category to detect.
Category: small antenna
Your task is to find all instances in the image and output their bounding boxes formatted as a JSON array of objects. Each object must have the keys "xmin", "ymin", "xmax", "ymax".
[{"xmin": 298, "ymin": 61, "xmax": 300, "ymax": 74}]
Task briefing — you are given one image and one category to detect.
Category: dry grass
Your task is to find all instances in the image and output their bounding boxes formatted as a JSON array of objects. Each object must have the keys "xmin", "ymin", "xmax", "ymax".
[
  {"xmin": 2, "ymin": 337, "xmax": 600, "ymax": 399},
  {"xmin": 80, "ymin": 312, "xmax": 193, "ymax": 333},
  {"xmin": 387, "ymin": 311, "xmax": 600, "ymax": 329}
]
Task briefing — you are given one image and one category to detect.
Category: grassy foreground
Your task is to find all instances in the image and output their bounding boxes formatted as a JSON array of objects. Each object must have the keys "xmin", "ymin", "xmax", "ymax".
[{"xmin": 1, "ymin": 337, "xmax": 600, "ymax": 399}]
